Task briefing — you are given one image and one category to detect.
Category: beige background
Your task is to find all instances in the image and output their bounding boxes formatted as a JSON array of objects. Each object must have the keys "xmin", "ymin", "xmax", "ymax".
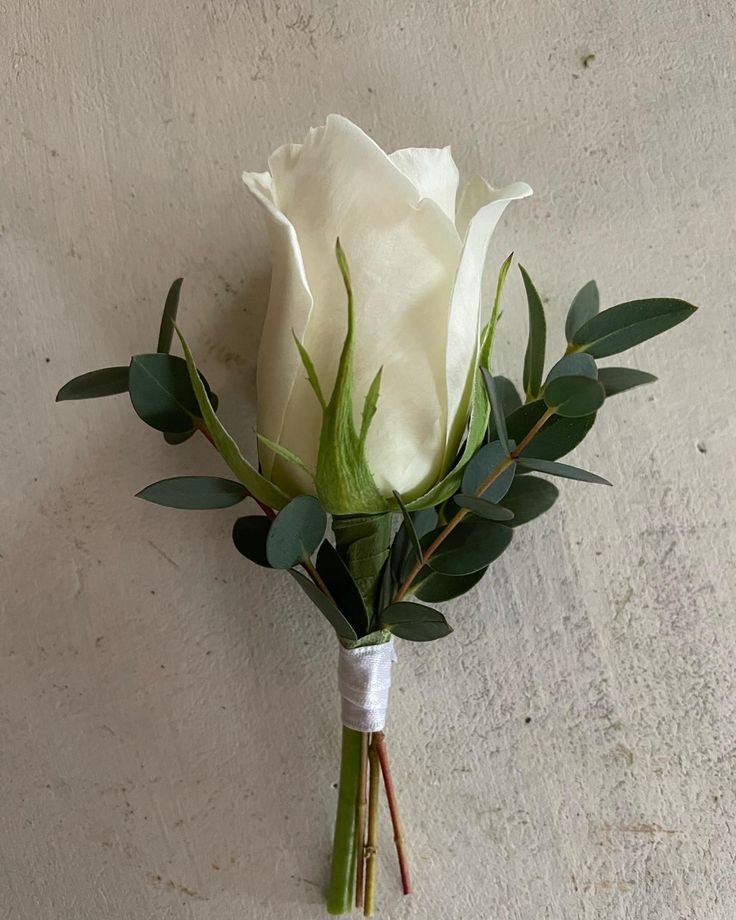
[{"xmin": 2, "ymin": 2, "xmax": 735, "ymax": 918}]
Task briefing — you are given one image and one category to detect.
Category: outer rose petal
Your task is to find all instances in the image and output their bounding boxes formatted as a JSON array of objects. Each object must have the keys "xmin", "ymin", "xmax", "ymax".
[
  {"xmin": 264, "ymin": 115, "xmax": 462, "ymax": 498},
  {"xmin": 388, "ymin": 147, "xmax": 460, "ymax": 225}
]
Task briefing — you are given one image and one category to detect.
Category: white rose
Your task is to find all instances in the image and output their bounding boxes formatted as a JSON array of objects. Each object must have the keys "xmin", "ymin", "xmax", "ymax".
[{"xmin": 243, "ymin": 115, "xmax": 531, "ymax": 514}]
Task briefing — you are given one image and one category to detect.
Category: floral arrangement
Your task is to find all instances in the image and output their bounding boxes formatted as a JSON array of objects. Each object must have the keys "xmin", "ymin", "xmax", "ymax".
[{"xmin": 57, "ymin": 115, "xmax": 696, "ymax": 915}]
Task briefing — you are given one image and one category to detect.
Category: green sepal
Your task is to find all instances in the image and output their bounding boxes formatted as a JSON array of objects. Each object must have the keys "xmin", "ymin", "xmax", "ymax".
[
  {"xmin": 479, "ymin": 252, "xmax": 513, "ymax": 370},
  {"xmin": 175, "ymin": 325, "xmax": 289, "ymax": 510}
]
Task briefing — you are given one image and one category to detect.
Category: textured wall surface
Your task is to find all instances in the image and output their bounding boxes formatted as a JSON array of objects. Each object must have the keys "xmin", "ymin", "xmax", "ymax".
[{"xmin": 2, "ymin": 2, "xmax": 735, "ymax": 918}]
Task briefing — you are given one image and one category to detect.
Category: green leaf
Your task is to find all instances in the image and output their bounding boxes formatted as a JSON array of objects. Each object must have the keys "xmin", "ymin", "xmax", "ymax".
[
  {"xmin": 545, "ymin": 353, "xmax": 597, "ymax": 384},
  {"xmin": 292, "ymin": 332, "xmax": 326, "ymax": 410},
  {"xmin": 519, "ymin": 456, "xmax": 611, "ymax": 485},
  {"xmin": 393, "ymin": 490, "xmax": 423, "ymax": 567},
  {"xmin": 157, "ymin": 278, "xmax": 183, "ymax": 354},
  {"xmin": 266, "ymin": 495, "xmax": 327, "ymax": 569},
  {"xmin": 502, "ymin": 475, "xmax": 559, "ymax": 527},
  {"xmin": 487, "ymin": 375, "xmax": 522, "ymax": 442},
  {"xmin": 175, "ymin": 326, "xmax": 289, "ymax": 511},
  {"xmin": 424, "ymin": 521, "xmax": 513, "ymax": 575},
  {"xmin": 462, "ymin": 441, "xmax": 516, "ymax": 504},
  {"xmin": 413, "ymin": 567, "xmax": 487, "ymax": 603},
  {"xmin": 481, "ymin": 370, "xmax": 511, "ymax": 455},
  {"xmin": 359, "ymin": 366, "xmax": 383, "ymax": 447},
  {"xmin": 136, "ymin": 476, "xmax": 248, "ymax": 509},
  {"xmin": 257, "ymin": 433, "xmax": 314, "ymax": 479},
  {"xmin": 565, "ymin": 280, "xmax": 599, "ymax": 341},
  {"xmin": 520, "ymin": 265, "xmax": 546, "ymax": 400},
  {"xmin": 315, "ymin": 541, "xmax": 369, "ymax": 637},
  {"xmin": 390, "ymin": 506, "xmax": 437, "ymax": 583},
  {"xmin": 128, "ymin": 353, "xmax": 200, "ymax": 432},
  {"xmin": 290, "ymin": 570, "xmax": 358, "ymax": 643},
  {"xmin": 454, "ymin": 495, "xmax": 514, "ymax": 521},
  {"xmin": 506, "ymin": 401, "xmax": 596, "ymax": 462},
  {"xmin": 232, "ymin": 515, "xmax": 272, "ymax": 568},
  {"xmin": 570, "ymin": 298, "xmax": 697, "ymax": 358},
  {"xmin": 544, "ymin": 375, "xmax": 606, "ymax": 418},
  {"xmin": 380, "ymin": 602, "xmax": 452, "ymax": 642},
  {"xmin": 406, "ymin": 369, "xmax": 489, "ymax": 510},
  {"xmin": 164, "ymin": 429, "xmax": 195, "ymax": 445},
  {"xmin": 56, "ymin": 366, "xmax": 129, "ymax": 402},
  {"xmin": 598, "ymin": 366, "xmax": 658, "ymax": 396},
  {"xmin": 479, "ymin": 252, "xmax": 513, "ymax": 370}
]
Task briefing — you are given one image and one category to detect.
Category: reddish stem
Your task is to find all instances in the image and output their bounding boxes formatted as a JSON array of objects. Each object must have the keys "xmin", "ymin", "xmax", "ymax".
[{"xmin": 374, "ymin": 732, "xmax": 411, "ymax": 895}]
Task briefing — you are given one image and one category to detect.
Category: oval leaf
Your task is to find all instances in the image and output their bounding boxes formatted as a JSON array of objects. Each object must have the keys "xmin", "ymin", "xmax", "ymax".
[
  {"xmin": 506, "ymin": 401, "xmax": 596, "ymax": 462},
  {"xmin": 381, "ymin": 602, "xmax": 452, "ymax": 642},
  {"xmin": 502, "ymin": 475, "xmax": 559, "ymax": 527},
  {"xmin": 414, "ymin": 567, "xmax": 487, "ymax": 603},
  {"xmin": 316, "ymin": 541, "xmax": 369, "ymax": 636},
  {"xmin": 565, "ymin": 280, "xmax": 599, "ymax": 341},
  {"xmin": 266, "ymin": 495, "xmax": 327, "ymax": 569},
  {"xmin": 519, "ymin": 456, "xmax": 611, "ymax": 485},
  {"xmin": 424, "ymin": 521, "xmax": 513, "ymax": 575},
  {"xmin": 571, "ymin": 298, "xmax": 697, "ymax": 358},
  {"xmin": 454, "ymin": 495, "xmax": 515, "ymax": 521},
  {"xmin": 290, "ymin": 570, "xmax": 358, "ymax": 643},
  {"xmin": 137, "ymin": 476, "xmax": 248, "ymax": 510},
  {"xmin": 597, "ymin": 366, "xmax": 657, "ymax": 396},
  {"xmin": 390, "ymin": 506, "xmax": 437, "ymax": 582},
  {"xmin": 164, "ymin": 429, "xmax": 195, "ymax": 445},
  {"xmin": 545, "ymin": 353, "xmax": 597, "ymax": 384},
  {"xmin": 481, "ymin": 370, "xmax": 511, "ymax": 454},
  {"xmin": 232, "ymin": 516, "xmax": 272, "ymax": 568},
  {"xmin": 129, "ymin": 353, "xmax": 199, "ymax": 432},
  {"xmin": 462, "ymin": 441, "xmax": 516, "ymax": 503},
  {"xmin": 520, "ymin": 265, "xmax": 546, "ymax": 400},
  {"xmin": 544, "ymin": 375, "xmax": 606, "ymax": 418},
  {"xmin": 56, "ymin": 366, "xmax": 129, "ymax": 402}
]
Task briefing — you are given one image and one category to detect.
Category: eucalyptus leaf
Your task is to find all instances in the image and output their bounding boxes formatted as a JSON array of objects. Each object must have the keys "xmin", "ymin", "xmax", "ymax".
[
  {"xmin": 380, "ymin": 602, "xmax": 452, "ymax": 642},
  {"xmin": 454, "ymin": 495, "xmax": 515, "ymax": 521},
  {"xmin": 164, "ymin": 429, "xmax": 195, "ymax": 445},
  {"xmin": 232, "ymin": 515, "xmax": 272, "ymax": 568},
  {"xmin": 481, "ymin": 370, "xmax": 511, "ymax": 455},
  {"xmin": 266, "ymin": 495, "xmax": 327, "ymax": 569},
  {"xmin": 414, "ymin": 566, "xmax": 488, "ymax": 603},
  {"xmin": 545, "ymin": 353, "xmax": 598, "ymax": 384},
  {"xmin": 128, "ymin": 353, "xmax": 199, "ymax": 432},
  {"xmin": 424, "ymin": 521, "xmax": 513, "ymax": 575},
  {"xmin": 315, "ymin": 540, "xmax": 369, "ymax": 636},
  {"xmin": 543, "ymin": 375, "xmax": 606, "ymax": 418},
  {"xmin": 156, "ymin": 278, "xmax": 183, "ymax": 354},
  {"xmin": 598, "ymin": 366, "xmax": 658, "ymax": 396},
  {"xmin": 137, "ymin": 476, "xmax": 248, "ymax": 509},
  {"xmin": 56, "ymin": 366, "xmax": 129, "ymax": 402},
  {"xmin": 565, "ymin": 280, "xmax": 599, "ymax": 341},
  {"xmin": 462, "ymin": 441, "xmax": 516, "ymax": 503},
  {"xmin": 519, "ymin": 456, "xmax": 611, "ymax": 486},
  {"xmin": 390, "ymin": 506, "xmax": 438, "ymax": 582},
  {"xmin": 502, "ymin": 475, "xmax": 559, "ymax": 527},
  {"xmin": 393, "ymin": 491, "xmax": 423, "ymax": 567},
  {"xmin": 487, "ymin": 375, "xmax": 522, "ymax": 442},
  {"xmin": 506, "ymin": 401, "xmax": 596, "ymax": 462},
  {"xmin": 570, "ymin": 298, "xmax": 697, "ymax": 358},
  {"xmin": 520, "ymin": 265, "xmax": 546, "ymax": 400},
  {"xmin": 290, "ymin": 570, "xmax": 358, "ymax": 643}
]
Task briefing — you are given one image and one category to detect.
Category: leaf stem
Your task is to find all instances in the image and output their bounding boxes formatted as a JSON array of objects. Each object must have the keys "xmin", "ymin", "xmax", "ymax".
[
  {"xmin": 374, "ymin": 732, "xmax": 411, "ymax": 895},
  {"xmin": 363, "ymin": 737, "xmax": 381, "ymax": 917},
  {"xmin": 394, "ymin": 406, "xmax": 556, "ymax": 600},
  {"xmin": 354, "ymin": 732, "xmax": 369, "ymax": 909}
]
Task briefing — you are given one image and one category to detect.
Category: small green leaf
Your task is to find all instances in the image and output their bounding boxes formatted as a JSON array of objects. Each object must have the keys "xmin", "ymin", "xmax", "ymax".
[
  {"xmin": 157, "ymin": 278, "xmax": 183, "ymax": 354},
  {"xmin": 479, "ymin": 252, "xmax": 514, "ymax": 370},
  {"xmin": 487, "ymin": 375, "xmax": 522, "ymax": 442},
  {"xmin": 544, "ymin": 375, "xmax": 606, "ymax": 418},
  {"xmin": 290, "ymin": 569, "xmax": 358, "ymax": 643},
  {"xmin": 520, "ymin": 265, "xmax": 546, "ymax": 400},
  {"xmin": 481, "ymin": 370, "xmax": 511, "ymax": 455},
  {"xmin": 56, "ymin": 366, "xmax": 129, "ymax": 402},
  {"xmin": 232, "ymin": 515, "xmax": 272, "ymax": 568},
  {"xmin": 315, "ymin": 541, "xmax": 369, "ymax": 636},
  {"xmin": 565, "ymin": 280, "xmax": 599, "ymax": 341},
  {"xmin": 570, "ymin": 298, "xmax": 697, "ymax": 358},
  {"xmin": 380, "ymin": 601, "xmax": 452, "ymax": 642},
  {"xmin": 175, "ymin": 326, "xmax": 289, "ymax": 511},
  {"xmin": 137, "ymin": 476, "xmax": 248, "ymax": 509},
  {"xmin": 413, "ymin": 567, "xmax": 487, "ymax": 603},
  {"xmin": 519, "ymin": 456, "xmax": 611, "ymax": 485},
  {"xmin": 266, "ymin": 495, "xmax": 327, "ymax": 569},
  {"xmin": 393, "ymin": 491, "xmax": 423, "ymax": 566},
  {"xmin": 502, "ymin": 475, "xmax": 559, "ymax": 527},
  {"xmin": 390, "ymin": 506, "xmax": 437, "ymax": 583},
  {"xmin": 545, "ymin": 353, "xmax": 598, "ymax": 384},
  {"xmin": 257, "ymin": 433, "xmax": 314, "ymax": 479},
  {"xmin": 598, "ymin": 367, "xmax": 658, "ymax": 396},
  {"xmin": 506, "ymin": 401, "xmax": 596, "ymax": 462},
  {"xmin": 292, "ymin": 332, "xmax": 326, "ymax": 409},
  {"xmin": 462, "ymin": 441, "xmax": 516, "ymax": 503},
  {"xmin": 454, "ymin": 495, "xmax": 514, "ymax": 521},
  {"xmin": 129, "ymin": 353, "xmax": 199, "ymax": 432},
  {"xmin": 424, "ymin": 521, "xmax": 513, "ymax": 575}
]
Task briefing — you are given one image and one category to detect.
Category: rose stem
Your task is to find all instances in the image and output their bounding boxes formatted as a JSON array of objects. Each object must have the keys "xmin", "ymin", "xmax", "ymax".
[
  {"xmin": 363, "ymin": 737, "xmax": 381, "ymax": 917},
  {"xmin": 394, "ymin": 405, "xmax": 556, "ymax": 601},
  {"xmin": 354, "ymin": 732, "xmax": 369, "ymax": 908},
  {"xmin": 373, "ymin": 732, "xmax": 411, "ymax": 895},
  {"xmin": 327, "ymin": 727, "xmax": 362, "ymax": 914}
]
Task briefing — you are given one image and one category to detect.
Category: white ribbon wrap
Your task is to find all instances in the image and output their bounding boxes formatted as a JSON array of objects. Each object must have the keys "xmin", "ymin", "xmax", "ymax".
[{"xmin": 337, "ymin": 638, "xmax": 396, "ymax": 733}]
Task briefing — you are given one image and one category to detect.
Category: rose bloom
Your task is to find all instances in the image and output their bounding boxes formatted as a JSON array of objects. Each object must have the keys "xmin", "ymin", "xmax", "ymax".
[{"xmin": 243, "ymin": 115, "xmax": 531, "ymax": 512}]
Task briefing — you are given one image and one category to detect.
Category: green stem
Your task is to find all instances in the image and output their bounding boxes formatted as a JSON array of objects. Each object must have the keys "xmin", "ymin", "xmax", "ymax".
[{"xmin": 327, "ymin": 726, "xmax": 363, "ymax": 914}]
